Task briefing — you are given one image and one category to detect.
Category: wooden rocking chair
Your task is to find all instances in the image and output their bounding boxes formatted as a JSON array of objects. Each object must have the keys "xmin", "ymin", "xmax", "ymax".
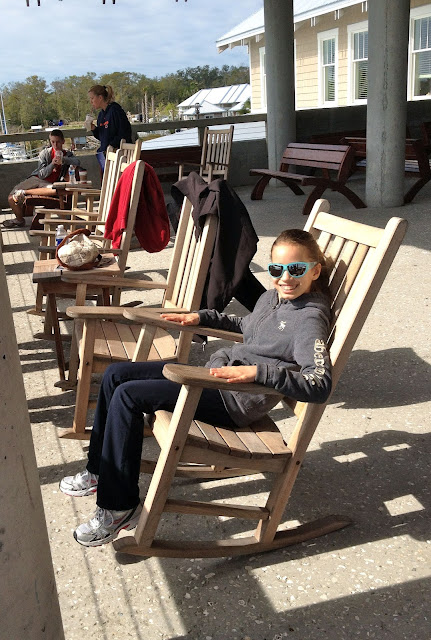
[
  {"xmin": 178, "ymin": 126, "xmax": 234, "ymax": 182},
  {"xmin": 61, "ymin": 195, "xmax": 218, "ymax": 438},
  {"xmin": 119, "ymin": 139, "xmax": 141, "ymax": 163},
  {"xmin": 32, "ymin": 160, "xmax": 146, "ymax": 383},
  {"xmin": 111, "ymin": 199, "xmax": 407, "ymax": 558},
  {"xmin": 29, "ymin": 148, "xmax": 127, "ymax": 316}
]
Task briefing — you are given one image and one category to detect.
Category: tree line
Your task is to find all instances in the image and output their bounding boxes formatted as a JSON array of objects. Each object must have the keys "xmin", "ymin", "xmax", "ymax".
[{"xmin": 1, "ymin": 65, "xmax": 249, "ymax": 131}]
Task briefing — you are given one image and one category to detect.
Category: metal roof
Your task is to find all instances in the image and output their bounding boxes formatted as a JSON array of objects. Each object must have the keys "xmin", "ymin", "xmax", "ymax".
[
  {"xmin": 178, "ymin": 84, "xmax": 251, "ymax": 109},
  {"xmin": 217, "ymin": 1, "xmax": 363, "ymax": 50},
  {"xmin": 140, "ymin": 121, "xmax": 266, "ymax": 150}
]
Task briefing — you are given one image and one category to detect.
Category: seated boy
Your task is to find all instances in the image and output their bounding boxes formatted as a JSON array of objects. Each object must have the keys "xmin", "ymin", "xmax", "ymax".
[{"xmin": 2, "ymin": 129, "xmax": 80, "ymax": 228}]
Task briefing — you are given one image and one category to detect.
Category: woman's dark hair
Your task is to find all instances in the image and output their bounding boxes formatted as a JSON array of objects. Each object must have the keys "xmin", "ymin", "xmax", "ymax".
[
  {"xmin": 49, "ymin": 129, "xmax": 65, "ymax": 141},
  {"xmin": 271, "ymin": 229, "xmax": 332, "ymax": 298},
  {"xmin": 89, "ymin": 84, "xmax": 114, "ymax": 103}
]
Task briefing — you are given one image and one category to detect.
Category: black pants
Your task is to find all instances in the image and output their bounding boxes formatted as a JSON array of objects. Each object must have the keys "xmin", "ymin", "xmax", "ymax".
[{"xmin": 86, "ymin": 361, "xmax": 236, "ymax": 510}]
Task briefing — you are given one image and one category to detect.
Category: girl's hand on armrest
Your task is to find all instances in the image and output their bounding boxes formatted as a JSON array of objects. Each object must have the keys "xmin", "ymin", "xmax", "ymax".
[
  {"xmin": 160, "ymin": 312, "xmax": 200, "ymax": 326},
  {"xmin": 209, "ymin": 365, "xmax": 257, "ymax": 384}
]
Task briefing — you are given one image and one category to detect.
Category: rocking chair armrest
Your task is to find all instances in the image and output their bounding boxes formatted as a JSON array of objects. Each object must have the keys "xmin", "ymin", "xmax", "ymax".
[
  {"xmin": 63, "ymin": 186, "xmax": 99, "ymax": 194},
  {"xmin": 206, "ymin": 160, "xmax": 230, "ymax": 168},
  {"xmin": 162, "ymin": 363, "xmax": 282, "ymax": 396},
  {"xmin": 40, "ymin": 210, "xmax": 101, "ymax": 220},
  {"xmin": 40, "ymin": 211, "xmax": 102, "ymax": 220},
  {"xmin": 32, "ymin": 229, "xmax": 107, "ymax": 242},
  {"xmin": 29, "ymin": 229, "xmax": 62, "ymax": 238},
  {"xmin": 123, "ymin": 308, "xmax": 244, "ymax": 343},
  {"xmin": 37, "ymin": 218, "xmax": 106, "ymax": 229},
  {"xmin": 61, "ymin": 274, "xmax": 168, "ymax": 290},
  {"xmin": 176, "ymin": 161, "xmax": 201, "ymax": 168},
  {"xmin": 66, "ymin": 305, "xmax": 127, "ymax": 321}
]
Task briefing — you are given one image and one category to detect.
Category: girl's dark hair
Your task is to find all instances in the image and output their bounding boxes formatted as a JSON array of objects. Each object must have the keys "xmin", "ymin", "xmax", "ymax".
[
  {"xmin": 89, "ymin": 84, "xmax": 114, "ymax": 103},
  {"xmin": 49, "ymin": 129, "xmax": 65, "ymax": 141},
  {"xmin": 271, "ymin": 229, "xmax": 332, "ymax": 298}
]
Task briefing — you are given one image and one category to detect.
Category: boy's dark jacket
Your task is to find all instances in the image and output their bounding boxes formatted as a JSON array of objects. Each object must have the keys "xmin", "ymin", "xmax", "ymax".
[{"xmin": 171, "ymin": 172, "xmax": 265, "ymax": 313}]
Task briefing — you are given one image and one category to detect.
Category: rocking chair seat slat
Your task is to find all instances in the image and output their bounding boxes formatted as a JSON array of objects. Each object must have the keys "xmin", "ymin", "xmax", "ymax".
[{"xmin": 152, "ymin": 410, "xmax": 292, "ymax": 461}]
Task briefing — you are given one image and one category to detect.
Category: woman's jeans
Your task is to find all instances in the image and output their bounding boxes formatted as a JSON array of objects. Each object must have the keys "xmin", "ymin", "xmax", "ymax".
[
  {"xmin": 96, "ymin": 151, "xmax": 106, "ymax": 172},
  {"xmin": 86, "ymin": 361, "xmax": 236, "ymax": 510}
]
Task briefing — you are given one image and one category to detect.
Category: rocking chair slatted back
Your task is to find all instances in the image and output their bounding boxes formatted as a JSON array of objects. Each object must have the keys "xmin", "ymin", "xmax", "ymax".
[
  {"xmin": 119, "ymin": 139, "xmax": 141, "ymax": 164},
  {"xmin": 178, "ymin": 126, "xmax": 234, "ymax": 182},
  {"xmin": 61, "ymin": 196, "xmax": 218, "ymax": 439},
  {"xmin": 201, "ymin": 126, "xmax": 234, "ymax": 181}
]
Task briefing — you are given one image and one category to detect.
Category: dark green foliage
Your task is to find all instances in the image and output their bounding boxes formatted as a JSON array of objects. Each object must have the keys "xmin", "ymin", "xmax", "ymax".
[{"xmin": 1, "ymin": 65, "xmax": 249, "ymax": 129}]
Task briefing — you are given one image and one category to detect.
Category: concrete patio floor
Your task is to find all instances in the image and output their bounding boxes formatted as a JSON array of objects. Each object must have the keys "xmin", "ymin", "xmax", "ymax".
[{"xmin": 1, "ymin": 176, "xmax": 430, "ymax": 640}]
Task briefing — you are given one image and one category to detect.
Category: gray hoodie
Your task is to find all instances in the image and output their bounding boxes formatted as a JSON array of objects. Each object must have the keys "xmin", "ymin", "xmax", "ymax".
[
  {"xmin": 30, "ymin": 147, "xmax": 80, "ymax": 181},
  {"xmin": 198, "ymin": 289, "xmax": 332, "ymax": 427}
]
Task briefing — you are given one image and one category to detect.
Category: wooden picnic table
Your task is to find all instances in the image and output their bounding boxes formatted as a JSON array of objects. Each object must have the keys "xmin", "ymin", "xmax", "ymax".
[
  {"xmin": 343, "ymin": 137, "xmax": 431, "ymax": 203},
  {"xmin": 140, "ymin": 146, "xmax": 202, "ymax": 182}
]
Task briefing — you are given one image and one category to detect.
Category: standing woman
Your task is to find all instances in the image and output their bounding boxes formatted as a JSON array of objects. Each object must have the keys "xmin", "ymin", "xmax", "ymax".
[{"xmin": 86, "ymin": 84, "xmax": 132, "ymax": 171}]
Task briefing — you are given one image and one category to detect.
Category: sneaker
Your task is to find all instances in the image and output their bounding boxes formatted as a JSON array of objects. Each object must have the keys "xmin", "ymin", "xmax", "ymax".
[
  {"xmin": 59, "ymin": 469, "xmax": 98, "ymax": 497},
  {"xmin": 12, "ymin": 189, "xmax": 26, "ymax": 205},
  {"xmin": 2, "ymin": 218, "xmax": 26, "ymax": 228},
  {"xmin": 73, "ymin": 503, "xmax": 142, "ymax": 547}
]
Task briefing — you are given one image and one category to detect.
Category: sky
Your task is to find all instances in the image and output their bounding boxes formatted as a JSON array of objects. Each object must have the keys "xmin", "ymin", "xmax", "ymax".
[{"xmin": 0, "ymin": 0, "xmax": 263, "ymax": 87}]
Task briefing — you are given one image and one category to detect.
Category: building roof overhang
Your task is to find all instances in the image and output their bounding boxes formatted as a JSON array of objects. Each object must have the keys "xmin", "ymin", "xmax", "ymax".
[{"xmin": 216, "ymin": 0, "xmax": 364, "ymax": 51}]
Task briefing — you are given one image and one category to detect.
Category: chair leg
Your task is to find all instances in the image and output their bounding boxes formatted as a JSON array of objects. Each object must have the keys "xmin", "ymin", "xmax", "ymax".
[
  {"xmin": 60, "ymin": 319, "xmax": 97, "ymax": 439},
  {"xmin": 250, "ymin": 175, "xmax": 271, "ymax": 200},
  {"xmin": 302, "ymin": 185, "xmax": 327, "ymax": 216},
  {"xmin": 64, "ymin": 320, "xmax": 80, "ymax": 388},
  {"xmin": 335, "ymin": 184, "xmax": 367, "ymax": 209},
  {"xmin": 65, "ymin": 283, "xmax": 87, "ymax": 387},
  {"xmin": 132, "ymin": 324, "xmax": 158, "ymax": 362},
  {"xmin": 114, "ymin": 385, "xmax": 203, "ymax": 554},
  {"xmin": 404, "ymin": 176, "xmax": 430, "ymax": 203},
  {"xmin": 34, "ymin": 284, "xmax": 43, "ymax": 314}
]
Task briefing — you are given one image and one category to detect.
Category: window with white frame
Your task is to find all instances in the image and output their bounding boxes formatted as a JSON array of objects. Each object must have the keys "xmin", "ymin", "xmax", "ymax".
[
  {"xmin": 411, "ymin": 8, "xmax": 431, "ymax": 98},
  {"xmin": 348, "ymin": 22, "xmax": 368, "ymax": 103},
  {"xmin": 259, "ymin": 47, "xmax": 267, "ymax": 110},
  {"xmin": 318, "ymin": 29, "xmax": 338, "ymax": 105}
]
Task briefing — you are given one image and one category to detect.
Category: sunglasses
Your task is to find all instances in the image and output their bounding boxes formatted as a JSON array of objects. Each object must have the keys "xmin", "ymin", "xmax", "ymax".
[{"xmin": 267, "ymin": 261, "xmax": 318, "ymax": 278}]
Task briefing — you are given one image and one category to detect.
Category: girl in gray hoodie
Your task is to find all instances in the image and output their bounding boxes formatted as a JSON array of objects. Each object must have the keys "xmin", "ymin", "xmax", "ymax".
[{"xmin": 60, "ymin": 228, "xmax": 333, "ymax": 547}]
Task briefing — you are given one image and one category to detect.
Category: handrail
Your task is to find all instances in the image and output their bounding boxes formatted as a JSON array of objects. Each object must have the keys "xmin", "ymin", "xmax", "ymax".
[{"xmin": 0, "ymin": 113, "xmax": 267, "ymax": 146}]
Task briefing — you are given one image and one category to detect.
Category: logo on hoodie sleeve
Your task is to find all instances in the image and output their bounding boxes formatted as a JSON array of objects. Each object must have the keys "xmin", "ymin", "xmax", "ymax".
[{"xmin": 302, "ymin": 338, "xmax": 329, "ymax": 386}]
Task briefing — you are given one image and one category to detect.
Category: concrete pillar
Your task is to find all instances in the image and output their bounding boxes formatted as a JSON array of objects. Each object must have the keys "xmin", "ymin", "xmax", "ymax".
[
  {"xmin": 366, "ymin": 0, "xmax": 410, "ymax": 207},
  {"xmin": 0, "ymin": 251, "xmax": 64, "ymax": 639},
  {"xmin": 264, "ymin": 0, "xmax": 296, "ymax": 171}
]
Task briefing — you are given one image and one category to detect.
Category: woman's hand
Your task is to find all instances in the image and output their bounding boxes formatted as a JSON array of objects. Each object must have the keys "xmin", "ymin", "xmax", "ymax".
[
  {"xmin": 160, "ymin": 312, "xmax": 200, "ymax": 326},
  {"xmin": 209, "ymin": 365, "xmax": 257, "ymax": 384}
]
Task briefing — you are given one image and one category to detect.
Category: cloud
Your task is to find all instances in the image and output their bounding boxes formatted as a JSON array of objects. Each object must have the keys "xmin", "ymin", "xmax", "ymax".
[{"xmin": 0, "ymin": 0, "xmax": 263, "ymax": 86}]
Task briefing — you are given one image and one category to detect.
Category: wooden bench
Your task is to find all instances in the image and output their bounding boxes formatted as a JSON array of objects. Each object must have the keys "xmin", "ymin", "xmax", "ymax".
[
  {"xmin": 249, "ymin": 142, "xmax": 366, "ymax": 216},
  {"xmin": 344, "ymin": 137, "xmax": 431, "ymax": 203},
  {"xmin": 310, "ymin": 129, "xmax": 366, "ymax": 145}
]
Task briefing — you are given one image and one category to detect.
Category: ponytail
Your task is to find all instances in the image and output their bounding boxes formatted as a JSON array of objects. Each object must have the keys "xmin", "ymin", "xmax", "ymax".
[{"xmin": 88, "ymin": 84, "xmax": 114, "ymax": 103}]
